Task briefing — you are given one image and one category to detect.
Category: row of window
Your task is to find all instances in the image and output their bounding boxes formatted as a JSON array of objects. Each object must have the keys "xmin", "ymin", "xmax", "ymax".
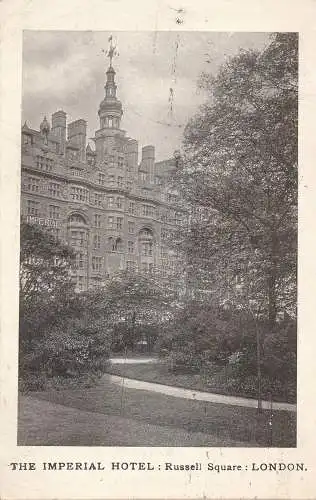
[
  {"xmin": 26, "ymin": 203, "xmax": 180, "ymax": 241},
  {"xmin": 36, "ymin": 155, "xmax": 54, "ymax": 171},
  {"xmin": 74, "ymin": 257, "xmax": 158, "ymax": 274},
  {"xmin": 26, "ymin": 200, "xmax": 61, "ymax": 219},
  {"xmin": 26, "ymin": 177, "xmax": 62, "ymax": 198},
  {"xmin": 70, "ymin": 232, "xmax": 153, "ymax": 255}
]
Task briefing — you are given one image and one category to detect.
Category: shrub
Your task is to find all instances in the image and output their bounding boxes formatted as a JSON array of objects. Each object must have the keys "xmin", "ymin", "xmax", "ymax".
[
  {"xmin": 19, "ymin": 318, "xmax": 111, "ymax": 391},
  {"xmin": 166, "ymin": 344, "xmax": 202, "ymax": 374}
]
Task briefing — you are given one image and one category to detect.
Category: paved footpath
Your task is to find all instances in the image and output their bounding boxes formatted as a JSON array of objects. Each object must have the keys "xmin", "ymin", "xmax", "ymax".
[
  {"xmin": 107, "ymin": 374, "xmax": 296, "ymax": 413},
  {"xmin": 110, "ymin": 357, "xmax": 157, "ymax": 364}
]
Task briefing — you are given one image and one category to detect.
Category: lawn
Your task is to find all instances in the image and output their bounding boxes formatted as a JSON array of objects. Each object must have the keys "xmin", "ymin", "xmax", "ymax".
[{"xmin": 18, "ymin": 374, "xmax": 296, "ymax": 447}]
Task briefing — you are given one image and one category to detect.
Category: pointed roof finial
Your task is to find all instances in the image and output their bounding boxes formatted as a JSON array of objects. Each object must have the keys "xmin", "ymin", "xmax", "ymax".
[{"xmin": 101, "ymin": 35, "xmax": 118, "ymax": 68}]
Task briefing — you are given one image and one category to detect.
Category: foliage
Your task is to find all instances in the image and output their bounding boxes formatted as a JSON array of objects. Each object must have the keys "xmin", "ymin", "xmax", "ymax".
[
  {"xmin": 19, "ymin": 319, "xmax": 111, "ymax": 380},
  {"xmin": 80, "ymin": 270, "xmax": 178, "ymax": 351},
  {"xmin": 19, "ymin": 221, "xmax": 111, "ymax": 390},
  {"xmin": 19, "ymin": 220, "xmax": 76, "ymax": 346},
  {"xmin": 174, "ymin": 33, "xmax": 298, "ymax": 329}
]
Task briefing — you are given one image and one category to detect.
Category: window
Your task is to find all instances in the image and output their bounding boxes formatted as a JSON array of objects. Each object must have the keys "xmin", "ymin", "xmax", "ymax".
[
  {"xmin": 108, "ymin": 118, "xmax": 113, "ymax": 128},
  {"xmin": 71, "ymin": 230, "xmax": 85, "ymax": 247},
  {"xmin": 118, "ymin": 156, "xmax": 124, "ymax": 169},
  {"xmin": 48, "ymin": 228, "xmax": 61, "ymax": 240},
  {"xmin": 76, "ymin": 276, "xmax": 85, "ymax": 292},
  {"xmin": 108, "ymin": 174, "xmax": 115, "ymax": 185},
  {"xmin": 70, "ymin": 186, "xmax": 89, "ymax": 203},
  {"xmin": 117, "ymin": 176, "xmax": 124, "ymax": 188},
  {"xmin": 116, "ymin": 217, "xmax": 123, "ymax": 230},
  {"xmin": 71, "ymin": 168, "xmax": 83, "ymax": 177},
  {"xmin": 92, "ymin": 256, "xmax": 102, "ymax": 272},
  {"xmin": 175, "ymin": 211, "xmax": 182, "ymax": 225},
  {"xmin": 126, "ymin": 181, "xmax": 132, "ymax": 191},
  {"xmin": 108, "ymin": 216, "xmax": 114, "ymax": 229},
  {"xmin": 107, "ymin": 196, "xmax": 114, "ymax": 208},
  {"xmin": 49, "ymin": 205, "xmax": 60, "ymax": 219},
  {"xmin": 94, "ymin": 192, "xmax": 103, "ymax": 207},
  {"xmin": 48, "ymin": 182, "xmax": 61, "ymax": 198},
  {"xmin": 160, "ymin": 210, "xmax": 167, "ymax": 222},
  {"xmin": 27, "ymin": 200, "xmax": 39, "ymax": 216},
  {"xmin": 142, "ymin": 241, "xmax": 153, "ymax": 257},
  {"xmin": 141, "ymin": 262, "xmax": 154, "ymax": 274},
  {"xmin": 93, "ymin": 234, "xmax": 101, "ymax": 249},
  {"xmin": 128, "ymin": 201, "xmax": 135, "ymax": 214},
  {"xmin": 75, "ymin": 253, "xmax": 84, "ymax": 270},
  {"xmin": 68, "ymin": 214, "xmax": 86, "ymax": 224},
  {"xmin": 128, "ymin": 221, "xmax": 135, "ymax": 234},
  {"xmin": 142, "ymin": 204, "xmax": 154, "ymax": 217},
  {"xmin": 161, "ymin": 229, "xmax": 169, "ymax": 241},
  {"xmin": 154, "ymin": 176, "xmax": 161, "ymax": 185},
  {"xmin": 108, "ymin": 237, "xmax": 115, "ymax": 251},
  {"xmin": 139, "ymin": 172, "xmax": 148, "ymax": 183},
  {"xmin": 115, "ymin": 238, "xmax": 123, "ymax": 252},
  {"xmin": 161, "ymin": 247, "xmax": 168, "ymax": 258},
  {"xmin": 36, "ymin": 155, "xmax": 53, "ymax": 171},
  {"xmin": 98, "ymin": 173, "xmax": 105, "ymax": 185},
  {"xmin": 126, "ymin": 261, "xmax": 136, "ymax": 272},
  {"xmin": 94, "ymin": 214, "xmax": 101, "ymax": 228},
  {"xmin": 109, "ymin": 237, "xmax": 123, "ymax": 252},
  {"xmin": 128, "ymin": 241, "xmax": 134, "ymax": 254},
  {"xmin": 116, "ymin": 197, "xmax": 123, "ymax": 209},
  {"xmin": 23, "ymin": 134, "xmax": 32, "ymax": 145},
  {"xmin": 167, "ymin": 192, "xmax": 177, "ymax": 204},
  {"xmin": 27, "ymin": 177, "xmax": 39, "ymax": 193}
]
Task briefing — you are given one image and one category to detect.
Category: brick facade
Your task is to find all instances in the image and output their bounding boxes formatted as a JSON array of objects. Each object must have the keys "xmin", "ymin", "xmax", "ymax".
[{"xmin": 21, "ymin": 60, "xmax": 184, "ymax": 291}]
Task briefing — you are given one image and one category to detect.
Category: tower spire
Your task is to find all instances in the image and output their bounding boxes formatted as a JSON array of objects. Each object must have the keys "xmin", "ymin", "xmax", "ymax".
[
  {"xmin": 102, "ymin": 35, "xmax": 118, "ymax": 68},
  {"xmin": 98, "ymin": 35, "xmax": 123, "ymax": 130}
]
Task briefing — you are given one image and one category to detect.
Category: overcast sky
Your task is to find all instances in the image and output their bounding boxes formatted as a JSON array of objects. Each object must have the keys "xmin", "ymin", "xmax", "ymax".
[{"xmin": 22, "ymin": 31, "xmax": 270, "ymax": 161}]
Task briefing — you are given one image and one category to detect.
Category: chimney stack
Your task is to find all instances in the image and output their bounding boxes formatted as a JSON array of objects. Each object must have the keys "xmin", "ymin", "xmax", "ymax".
[
  {"xmin": 52, "ymin": 110, "xmax": 66, "ymax": 155},
  {"xmin": 67, "ymin": 119, "xmax": 87, "ymax": 161}
]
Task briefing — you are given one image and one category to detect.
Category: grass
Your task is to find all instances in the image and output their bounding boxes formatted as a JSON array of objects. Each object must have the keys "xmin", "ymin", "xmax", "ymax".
[{"xmin": 19, "ymin": 374, "xmax": 296, "ymax": 447}]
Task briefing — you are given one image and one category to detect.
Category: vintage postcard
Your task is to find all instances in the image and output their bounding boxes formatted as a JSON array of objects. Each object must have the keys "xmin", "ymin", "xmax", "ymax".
[{"xmin": 0, "ymin": 0, "xmax": 315, "ymax": 499}]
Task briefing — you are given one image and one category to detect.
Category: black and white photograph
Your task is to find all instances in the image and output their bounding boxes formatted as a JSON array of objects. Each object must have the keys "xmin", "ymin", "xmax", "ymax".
[{"xmin": 18, "ymin": 30, "xmax": 297, "ymax": 448}]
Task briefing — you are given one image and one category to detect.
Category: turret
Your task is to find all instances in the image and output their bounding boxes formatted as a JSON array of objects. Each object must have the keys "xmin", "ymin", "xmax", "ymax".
[
  {"xmin": 40, "ymin": 116, "xmax": 50, "ymax": 145},
  {"xmin": 98, "ymin": 65, "xmax": 123, "ymax": 130},
  {"xmin": 98, "ymin": 38, "xmax": 123, "ymax": 131}
]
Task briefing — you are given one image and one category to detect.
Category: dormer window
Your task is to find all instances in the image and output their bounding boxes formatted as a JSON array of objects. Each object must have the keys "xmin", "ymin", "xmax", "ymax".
[{"xmin": 23, "ymin": 134, "xmax": 32, "ymax": 145}]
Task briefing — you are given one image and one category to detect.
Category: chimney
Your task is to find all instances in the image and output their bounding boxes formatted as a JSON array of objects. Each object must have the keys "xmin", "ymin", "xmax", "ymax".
[
  {"xmin": 126, "ymin": 139, "xmax": 138, "ymax": 172},
  {"xmin": 52, "ymin": 110, "xmax": 66, "ymax": 155},
  {"xmin": 67, "ymin": 119, "xmax": 87, "ymax": 161},
  {"xmin": 141, "ymin": 145, "xmax": 155, "ymax": 182}
]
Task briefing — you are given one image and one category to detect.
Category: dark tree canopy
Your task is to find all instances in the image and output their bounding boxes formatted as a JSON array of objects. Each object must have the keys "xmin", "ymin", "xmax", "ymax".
[{"xmin": 175, "ymin": 33, "xmax": 298, "ymax": 327}]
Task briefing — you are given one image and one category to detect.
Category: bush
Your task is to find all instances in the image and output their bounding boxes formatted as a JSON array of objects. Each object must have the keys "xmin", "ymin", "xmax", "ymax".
[
  {"xmin": 166, "ymin": 345, "xmax": 202, "ymax": 374},
  {"xmin": 19, "ymin": 319, "xmax": 111, "ymax": 391}
]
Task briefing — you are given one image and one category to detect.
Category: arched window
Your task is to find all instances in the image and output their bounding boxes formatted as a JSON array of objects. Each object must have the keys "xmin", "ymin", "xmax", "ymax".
[{"xmin": 68, "ymin": 213, "xmax": 87, "ymax": 225}]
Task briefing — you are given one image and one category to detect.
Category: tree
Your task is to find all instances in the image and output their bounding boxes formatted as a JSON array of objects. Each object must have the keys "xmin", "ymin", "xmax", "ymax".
[
  {"xmin": 19, "ymin": 220, "xmax": 76, "ymax": 344},
  {"xmin": 174, "ymin": 33, "xmax": 298, "ymax": 331},
  {"xmin": 78, "ymin": 270, "xmax": 178, "ymax": 352}
]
